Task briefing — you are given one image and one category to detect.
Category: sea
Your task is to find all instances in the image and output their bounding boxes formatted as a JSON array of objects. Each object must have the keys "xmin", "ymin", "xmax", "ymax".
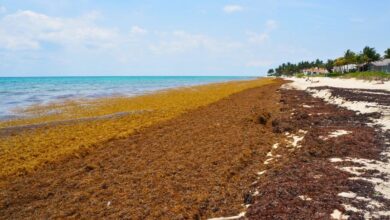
[{"xmin": 0, "ymin": 76, "xmax": 254, "ymax": 120}]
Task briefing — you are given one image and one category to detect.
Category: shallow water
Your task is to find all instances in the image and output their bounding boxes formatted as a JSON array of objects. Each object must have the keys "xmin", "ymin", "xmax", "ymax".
[{"xmin": 0, "ymin": 76, "xmax": 253, "ymax": 119}]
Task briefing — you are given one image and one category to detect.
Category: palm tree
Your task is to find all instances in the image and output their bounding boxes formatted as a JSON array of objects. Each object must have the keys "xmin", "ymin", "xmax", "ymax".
[
  {"xmin": 344, "ymin": 49, "xmax": 357, "ymax": 65},
  {"xmin": 267, "ymin": 69, "xmax": 275, "ymax": 76},
  {"xmin": 384, "ymin": 48, "xmax": 390, "ymax": 59},
  {"xmin": 362, "ymin": 46, "xmax": 380, "ymax": 63},
  {"xmin": 325, "ymin": 59, "xmax": 334, "ymax": 72},
  {"xmin": 355, "ymin": 53, "xmax": 367, "ymax": 71}
]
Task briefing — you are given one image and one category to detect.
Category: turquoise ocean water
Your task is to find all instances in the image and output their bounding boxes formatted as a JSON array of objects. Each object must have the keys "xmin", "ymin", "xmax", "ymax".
[{"xmin": 0, "ymin": 76, "xmax": 253, "ymax": 120}]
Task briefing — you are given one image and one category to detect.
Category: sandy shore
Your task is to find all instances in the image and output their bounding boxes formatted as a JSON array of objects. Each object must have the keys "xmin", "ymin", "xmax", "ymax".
[{"xmin": 1, "ymin": 77, "xmax": 389, "ymax": 219}]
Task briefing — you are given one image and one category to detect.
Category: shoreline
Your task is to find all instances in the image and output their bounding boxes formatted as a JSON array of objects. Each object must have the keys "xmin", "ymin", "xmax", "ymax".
[
  {"xmin": 0, "ymin": 76, "xmax": 256, "ymax": 123},
  {"xmin": 0, "ymin": 77, "xmax": 258, "ymax": 128}
]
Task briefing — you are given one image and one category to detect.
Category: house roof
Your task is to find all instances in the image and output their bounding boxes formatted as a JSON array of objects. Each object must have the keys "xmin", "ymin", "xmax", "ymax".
[{"xmin": 371, "ymin": 59, "xmax": 390, "ymax": 66}]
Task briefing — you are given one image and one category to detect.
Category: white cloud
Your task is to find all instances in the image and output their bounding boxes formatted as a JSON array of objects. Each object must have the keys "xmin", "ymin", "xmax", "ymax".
[
  {"xmin": 246, "ymin": 19, "xmax": 278, "ymax": 45},
  {"xmin": 130, "ymin": 25, "xmax": 147, "ymax": 35},
  {"xmin": 0, "ymin": 10, "xmax": 295, "ymax": 75},
  {"xmin": 265, "ymin": 19, "xmax": 278, "ymax": 30},
  {"xmin": 0, "ymin": 10, "xmax": 118, "ymax": 50},
  {"xmin": 149, "ymin": 30, "xmax": 242, "ymax": 55},
  {"xmin": 149, "ymin": 31, "xmax": 215, "ymax": 54},
  {"xmin": 0, "ymin": 9, "xmax": 245, "ymax": 61},
  {"xmin": 0, "ymin": 6, "xmax": 6, "ymax": 14},
  {"xmin": 223, "ymin": 5, "xmax": 244, "ymax": 13}
]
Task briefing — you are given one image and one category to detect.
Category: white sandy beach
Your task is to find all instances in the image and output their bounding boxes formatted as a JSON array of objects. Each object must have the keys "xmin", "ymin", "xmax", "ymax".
[{"xmin": 284, "ymin": 77, "xmax": 390, "ymax": 219}]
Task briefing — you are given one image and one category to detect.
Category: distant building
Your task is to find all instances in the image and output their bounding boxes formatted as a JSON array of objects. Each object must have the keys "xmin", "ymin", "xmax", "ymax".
[
  {"xmin": 369, "ymin": 59, "xmax": 390, "ymax": 73},
  {"xmin": 333, "ymin": 64, "xmax": 357, "ymax": 73},
  {"xmin": 302, "ymin": 67, "xmax": 329, "ymax": 75},
  {"xmin": 356, "ymin": 63, "xmax": 369, "ymax": 72}
]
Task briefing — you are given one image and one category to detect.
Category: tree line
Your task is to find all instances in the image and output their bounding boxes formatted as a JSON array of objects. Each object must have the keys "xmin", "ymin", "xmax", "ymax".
[{"xmin": 268, "ymin": 46, "xmax": 390, "ymax": 76}]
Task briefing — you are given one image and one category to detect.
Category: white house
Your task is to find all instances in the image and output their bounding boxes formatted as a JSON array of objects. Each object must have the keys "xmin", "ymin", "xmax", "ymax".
[{"xmin": 333, "ymin": 64, "xmax": 357, "ymax": 73}]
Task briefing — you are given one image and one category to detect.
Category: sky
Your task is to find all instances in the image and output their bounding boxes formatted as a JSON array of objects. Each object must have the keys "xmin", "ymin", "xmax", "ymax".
[{"xmin": 0, "ymin": 0, "xmax": 389, "ymax": 76}]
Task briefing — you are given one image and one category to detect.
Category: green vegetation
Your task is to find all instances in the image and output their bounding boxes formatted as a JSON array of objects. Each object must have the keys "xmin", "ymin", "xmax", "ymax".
[
  {"xmin": 337, "ymin": 71, "xmax": 390, "ymax": 80},
  {"xmin": 334, "ymin": 46, "xmax": 381, "ymax": 69},
  {"xmin": 268, "ymin": 46, "xmax": 390, "ymax": 77},
  {"xmin": 307, "ymin": 72, "xmax": 389, "ymax": 80},
  {"xmin": 267, "ymin": 59, "xmax": 333, "ymax": 76},
  {"xmin": 385, "ymin": 48, "xmax": 390, "ymax": 59}
]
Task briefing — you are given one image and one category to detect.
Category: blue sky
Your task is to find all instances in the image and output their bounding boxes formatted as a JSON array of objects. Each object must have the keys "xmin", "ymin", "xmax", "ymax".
[{"xmin": 0, "ymin": 0, "xmax": 389, "ymax": 76}]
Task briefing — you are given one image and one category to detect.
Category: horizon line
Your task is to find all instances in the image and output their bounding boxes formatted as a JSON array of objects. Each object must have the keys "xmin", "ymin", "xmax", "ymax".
[{"xmin": 0, "ymin": 75, "xmax": 261, "ymax": 78}]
